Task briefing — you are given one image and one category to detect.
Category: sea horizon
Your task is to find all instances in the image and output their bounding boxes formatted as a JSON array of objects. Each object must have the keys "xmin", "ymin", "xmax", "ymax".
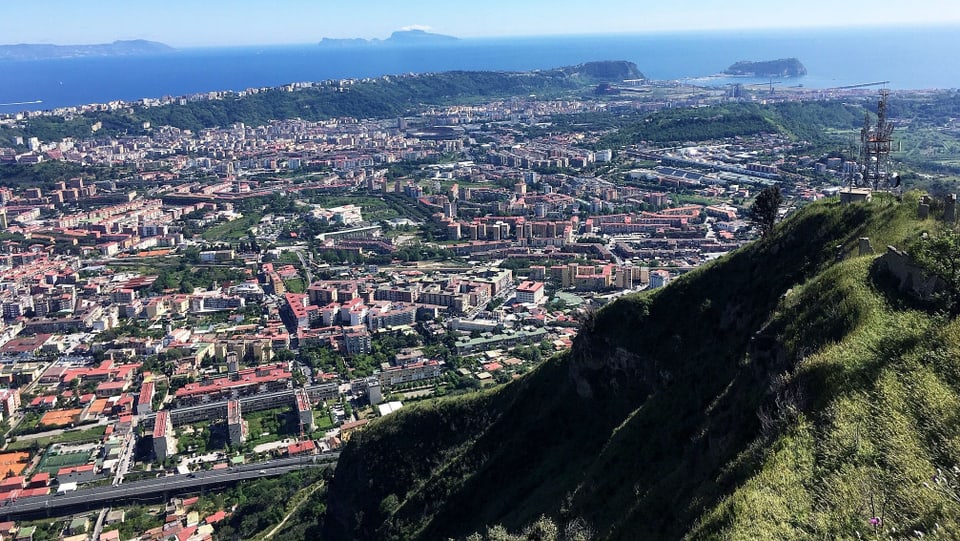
[{"xmin": 1, "ymin": 25, "xmax": 959, "ymax": 115}]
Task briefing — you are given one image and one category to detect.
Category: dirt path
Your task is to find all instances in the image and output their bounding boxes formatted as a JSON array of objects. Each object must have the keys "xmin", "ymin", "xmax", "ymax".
[{"xmin": 256, "ymin": 481, "xmax": 325, "ymax": 541}]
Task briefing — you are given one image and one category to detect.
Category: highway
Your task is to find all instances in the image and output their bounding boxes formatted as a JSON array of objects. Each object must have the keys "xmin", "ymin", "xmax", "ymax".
[{"xmin": 0, "ymin": 453, "xmax": 338, "ymax": 520}]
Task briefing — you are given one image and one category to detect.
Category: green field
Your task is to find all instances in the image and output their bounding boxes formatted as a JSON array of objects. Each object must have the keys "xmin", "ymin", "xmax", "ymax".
[
  {"xmin": 314, "ymin": 411, "xmax": 336, "ymax": 432},
  {"xmin": 202, "ymin": 213, "xmax": 263, "ymax": 241},
  {"xmin": 284, "ymin": 277, "xmax": 306, "ymax": 293},
  {"xmin": 310, "ymin": 196, "xmax": 400, "ymax": 222},
  {"xmin": 11, "ymin": 425, "xmax": 108, "ymax": 452},
  {"xmin": 893, "ymin": 127, "xmax": 960, "ymax": 171},
  {"xmin": 36, "ymin": 448, "xmax": 97, "ymax": 474}
]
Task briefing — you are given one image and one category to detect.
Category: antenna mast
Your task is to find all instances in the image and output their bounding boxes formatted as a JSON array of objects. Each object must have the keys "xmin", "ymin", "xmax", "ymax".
[{"xmin": 858, "ymin": 89, "xmax": 895, "ymax": 190}]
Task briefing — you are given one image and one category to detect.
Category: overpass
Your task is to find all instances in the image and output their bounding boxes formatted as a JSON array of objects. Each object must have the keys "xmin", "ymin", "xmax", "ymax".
[{"xmin": 0, "ymin": 453, "xmax": 339, "ymax": 521}]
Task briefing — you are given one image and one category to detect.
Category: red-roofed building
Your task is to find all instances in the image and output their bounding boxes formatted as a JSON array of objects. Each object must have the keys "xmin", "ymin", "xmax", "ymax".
[
  {"xmin": 29, "ymin": 395, "xmax": 56, "ymax": 409},
  {"xmin": 284, "ymin": 293, "xmax": 315, "ymax": 329},
  {"xmin": 153, "ymin": 410, "xmax": 176, "ymax": 462},
  {"xmin": 39, "ymin": 366, "xmax": 67, "ymax": 384},
  {"xmin": 28, "ymin": 472, "xmax": 49, "ymax": 488},
  {"xmin": 20, "ymin": 487, "xmax": 49, "ymax": 497},
  {"xmin": 0, "ymin": 476, "xmax": 25, "ymax": 494},
  {"xmin": 516, "ymin": 281, "xmax": 545, "ymax": 305},
  {"xmin": 173, "ymin": 364, "xmax": 292, "ymax": 406},
  {"xmin": 138, "ymin": 380, "xmax": 156, "ymax": 415},
  {"xmin": 204, "ymin": 510, "xmax": 228, "ymax": 525},
  {"xmin": 339, "ymin": 419, "xmax": 369, "ymax": 441},
  {"xmin": 113, "ymin": 394, "xmax": 134, "ymax": 415},
  {"xmin": 56, "ymin": 463, "xmax": 97, "ymax": 484},
  {"xmin": 287, "ymin": 439, "xmax": 317, "ymax": 456},
  {"xmin": 96, "ymin": 380, "xmax": 129, "ymax": 398},
  {"xmin": 177, "ymin": 525, "xmax": 198, "ymax": 541},
  {"xmin": 0, "ymin": 334, "xmax": 52, "ymax": 357}
]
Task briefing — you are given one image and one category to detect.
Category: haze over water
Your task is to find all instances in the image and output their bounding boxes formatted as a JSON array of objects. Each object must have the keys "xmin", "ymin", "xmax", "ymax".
[{"xmin": 1, "ymin": 26, "xmax": 958, "ymax": 114}]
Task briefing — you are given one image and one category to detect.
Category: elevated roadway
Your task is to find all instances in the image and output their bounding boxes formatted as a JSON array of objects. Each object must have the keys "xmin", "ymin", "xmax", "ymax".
[{"xmin": 0, "ymin": 453, "xmax": 338, "ymax": 520}]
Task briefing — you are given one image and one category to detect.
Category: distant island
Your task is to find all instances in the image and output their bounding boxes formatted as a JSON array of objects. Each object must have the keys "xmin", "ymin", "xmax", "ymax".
[
  {"xmin": 724, "ymin": 58, "xmax": 807, "ymax": 78},
  {"xmin": 0, "ymin": 39, "xmax": 174, "ymax": 61},
  {"xmin": 319, "ymin": 29, "xmax": 459, "ymax": 48}
]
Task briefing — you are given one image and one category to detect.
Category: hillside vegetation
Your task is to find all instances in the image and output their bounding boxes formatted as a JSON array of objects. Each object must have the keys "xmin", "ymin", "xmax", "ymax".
[
  {"xmin": 322, "ymin": 192, "xmax": 960, "ymax": 540},
  {"xmin": 596, "ymin": 101, "xmax": 865, "ymax": 147}
]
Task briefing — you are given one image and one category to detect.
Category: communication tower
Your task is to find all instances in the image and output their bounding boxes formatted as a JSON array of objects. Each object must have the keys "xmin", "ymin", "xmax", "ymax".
[{"xmin": 857, "ymin": 89, "xmax": 896, "ymax": 190}]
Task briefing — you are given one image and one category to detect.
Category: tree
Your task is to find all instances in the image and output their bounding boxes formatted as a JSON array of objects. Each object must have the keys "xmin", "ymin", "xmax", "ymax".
[
  {"xmin": 274, "ymin": 349, "xmax": 295, "ymax": 362},
  {"xmin": 748, "ymin": 186, "xmax": 783, "ymax": 237},
  {"xmin": 909, "ymin": 226, "xmax": 960, "ymax": 316}
]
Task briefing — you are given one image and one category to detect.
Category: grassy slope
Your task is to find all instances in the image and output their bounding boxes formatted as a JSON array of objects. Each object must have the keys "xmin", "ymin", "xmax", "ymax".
[
  {"xmin": 324, "ymin": 192, "xmax": 960, "ymax": 540},
  {"xmin": 201, "ymin": 212, "xmax": 262, "ymax": 241},
  {"xmin": 688, "ymin": 260, "xmax": 960, "ymax": 537}
]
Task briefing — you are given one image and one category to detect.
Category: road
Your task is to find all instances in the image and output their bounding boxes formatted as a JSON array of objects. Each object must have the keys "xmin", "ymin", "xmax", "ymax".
[
  {"xmin": 112, "ymin": 432, "xmax": 137, "ymax": 486},
  {"xmin": 0, "ymin": 453, "xmax": 338, "ymax": 520},
  {"xmin": 91, "ymin": 507, "xmax": 108, "ymax": 541},
  {"xmin": 295, "ymin": 249, "xmax": 314, "ymax": 285}
]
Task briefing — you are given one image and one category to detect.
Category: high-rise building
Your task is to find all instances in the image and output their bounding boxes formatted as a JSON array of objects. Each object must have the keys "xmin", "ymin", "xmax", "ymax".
[
  {"xmin": 295, "ymin": 389, "xmax": 316, "ymax": 433},
  {"xmin": 227, "ymin": 399, "xmax": 247, "ymax": 446},
  {"xmin": 153, "ymin": 411, "xmax": 177, "ymax": 462}
]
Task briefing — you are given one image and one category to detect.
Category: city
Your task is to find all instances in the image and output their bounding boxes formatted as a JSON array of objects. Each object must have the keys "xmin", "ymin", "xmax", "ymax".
[{"xmin": 0, "ymin": 55, "xmax": 955, "ymax": 538}]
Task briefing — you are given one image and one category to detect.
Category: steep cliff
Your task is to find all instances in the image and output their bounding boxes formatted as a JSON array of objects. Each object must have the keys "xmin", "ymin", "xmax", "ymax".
[{"xmin": 323, "ymin": 192, "xmax": 960, "ymax": 539}]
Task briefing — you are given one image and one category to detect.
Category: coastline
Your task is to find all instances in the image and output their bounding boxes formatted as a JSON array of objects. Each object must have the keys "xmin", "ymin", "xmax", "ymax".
[{"xmin": 1, "ymin": 26, "xmax": 958, "ymax": 114}]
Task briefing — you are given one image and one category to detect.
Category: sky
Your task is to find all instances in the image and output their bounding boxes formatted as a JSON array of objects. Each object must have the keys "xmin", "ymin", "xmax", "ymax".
[{"xmin": 4, "ymin": 0, "xmax": 960, "ymax": 47}]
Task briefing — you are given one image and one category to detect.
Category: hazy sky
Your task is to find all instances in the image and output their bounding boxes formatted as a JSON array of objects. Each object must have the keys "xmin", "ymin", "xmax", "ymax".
[{"xmin": 5, "ymin": 0, "xmax": 960, "ymax": 47}]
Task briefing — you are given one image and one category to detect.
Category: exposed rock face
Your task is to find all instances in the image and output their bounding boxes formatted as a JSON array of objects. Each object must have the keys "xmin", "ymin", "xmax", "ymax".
[{"xmin": 874, "ymin": 245, "xmax": 944, "ymax": 299}]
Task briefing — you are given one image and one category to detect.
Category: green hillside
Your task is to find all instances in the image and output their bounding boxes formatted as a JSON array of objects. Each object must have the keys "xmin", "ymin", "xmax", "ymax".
[
  {"xmin": 322, "ymin": 192, "xmax": 960, "ymax": 540},
  {"xmin": 595, "ymin": 101, "xmax": 865, "ymax": 147}
]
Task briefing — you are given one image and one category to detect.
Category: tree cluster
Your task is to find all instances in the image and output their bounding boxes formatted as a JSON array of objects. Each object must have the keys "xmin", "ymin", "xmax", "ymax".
[{"xmin": 748, "ymin": 186, "xmax": 783, "ymax": 237}]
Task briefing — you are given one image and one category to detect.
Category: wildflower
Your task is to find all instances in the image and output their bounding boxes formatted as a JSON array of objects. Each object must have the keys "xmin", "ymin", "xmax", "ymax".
[{"xmin": 869, "ymin": 517, "xmax": 882, "ymax": 527}]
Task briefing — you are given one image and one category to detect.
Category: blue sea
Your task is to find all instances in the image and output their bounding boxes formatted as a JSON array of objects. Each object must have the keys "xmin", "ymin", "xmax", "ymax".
[{"xmin": 1, "ymin": 26, "xmax": 959, "ymax": 114}]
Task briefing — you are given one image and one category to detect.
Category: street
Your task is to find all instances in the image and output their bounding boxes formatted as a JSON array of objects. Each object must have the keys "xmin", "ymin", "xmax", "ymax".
[{"xmin": 0, "ymin": 453, "xmax": 338, "ymax": 519}]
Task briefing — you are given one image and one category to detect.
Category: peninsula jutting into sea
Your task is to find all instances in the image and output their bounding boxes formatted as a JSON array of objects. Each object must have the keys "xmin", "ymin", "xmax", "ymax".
[{"xmin": 0, "ymin": 39, "xmax": 174, "ymax": 61}]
